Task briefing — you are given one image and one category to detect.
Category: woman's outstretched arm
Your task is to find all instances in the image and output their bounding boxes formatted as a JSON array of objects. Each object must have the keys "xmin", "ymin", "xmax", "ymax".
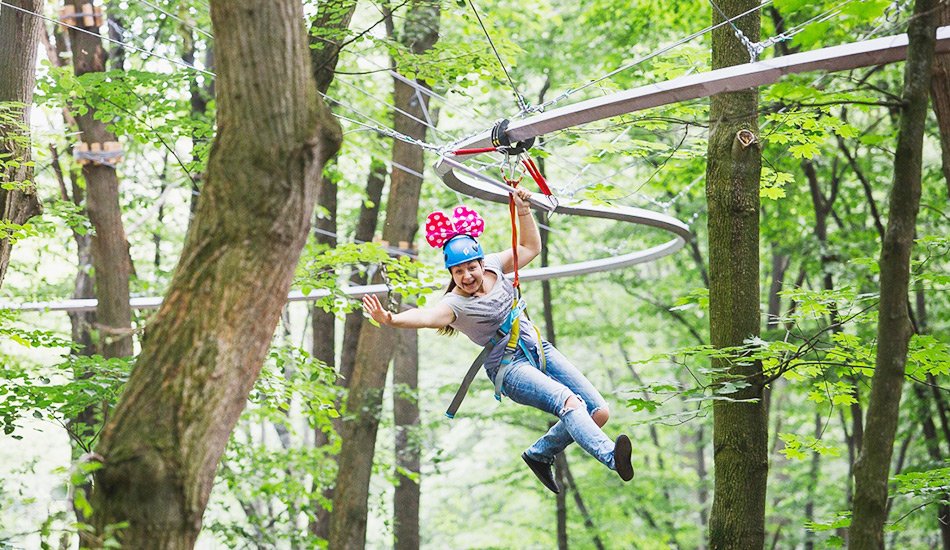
[
  {"xmin": 497, "ymin": 187, "xmax": 542, "ymax": 273},
  {"xmin": 362, "ymin": 294, "xmax": 455, "ymax": 329}
]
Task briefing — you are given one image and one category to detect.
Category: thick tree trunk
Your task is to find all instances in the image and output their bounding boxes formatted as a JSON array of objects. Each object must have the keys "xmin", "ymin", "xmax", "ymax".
[
  {"xmin": 851, "ymin": 0, "xmax": 937, "ymax": 546},
  {"xmin": 0, "ymin": 0, "xmax": 44, "ymax": 289},
  {"xmin": 88, "ymin": 1, "xmax": 341, "ymax": 546},
  {"xmin": 328, "ymin": 3, "xmax": 439, "ymax": 548},
  {"xmin": 66, "ymin": 0, "xmax": 133, "ymax": 359},
  {"xmin": 931, "ymin": 0, "xmax": 950, "ymax": 197},
  {"xmin": 393, "ymin": 326, "xmax": 420, "ymax": 550},
  {"xmin": 705, "ymin": 2, "xmax": 767, "ymax": 549}
]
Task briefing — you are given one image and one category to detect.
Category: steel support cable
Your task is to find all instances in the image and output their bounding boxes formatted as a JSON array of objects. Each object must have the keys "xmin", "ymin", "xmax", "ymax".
[
  {"xmin": 529, "ymin": 0, "xmax": 774, "ymax": 114},
  {"xmin": 0, "ymin": 0, "xmax": 215, "ymax": 76},
  {"xmin": 435, "ymin": 25, "xmax": 950, "ymax": 286},
  {"xmin": 138, "ymin": 0, "xmax": 214, "ymax": 40},
  {"xmin": 330, "ymin": 78, "xmax": 456, "ymax": 142},
  {"xmin": 465, "ymin": 0, "xmax": 529, "ymax": 113}
]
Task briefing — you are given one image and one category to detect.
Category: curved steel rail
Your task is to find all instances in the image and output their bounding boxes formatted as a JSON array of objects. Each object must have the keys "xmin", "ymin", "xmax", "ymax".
[{"xmin": 435, "ymin": 156, "xmax": 692, "ymax": 279}]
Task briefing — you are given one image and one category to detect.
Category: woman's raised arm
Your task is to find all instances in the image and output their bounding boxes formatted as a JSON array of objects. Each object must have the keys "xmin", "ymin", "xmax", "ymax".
[
  {"xmin": 496, "ymin": 188, "xmax": 542, "ymax": 273},
  {"xmin": 362, "ymin": 294, "xmax": 455, "ymax": 329}
]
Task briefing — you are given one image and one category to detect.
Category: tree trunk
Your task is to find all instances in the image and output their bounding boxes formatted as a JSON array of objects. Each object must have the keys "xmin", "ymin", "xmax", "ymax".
[
  {"xmin": 0, "ymin": 0, "xmax": 44, "ymax": 289},
  {"xmin": 803, "ymin": 411, "xmax": 821, "ymax": 550},
  {"xmin": 393, "ymin": 326, "xmax": 420, "ymax": 550},
  {"xmin": 696, "ymin": 422, "xmax": 709, "ymax": 549},
  {"xmin": 915, "ymin": 383, "xmax": 950, "ymax": 549},
  {"xmin": 328, "ymin": 3, "xmax": 439, "ymax": 547},
  {"xmin": 66, "ymin": 0, "xmax": 133, "ymax": 359},
  {"xmin": 181, "ymin": 26, "xmax": 212, "ymax": 219},
  {"xmin": 765, "ymin": 248, "xmax": 788, "ymax": 330},
  {"xmin": 88, "ymin": 1, "xmax": 342, "ymax": 546},
  {"xmin": 562, "ymin": 458, "xmax": 607, "ymax": 550},
  {"xmin": 339, "ymin": 160, "xmax": 386, "ymax": 381},
  {"xmin": 705, "ymin": 2, "xmax": 767, "ymax": 548},
  {"xmin": 305, "ymin": 4, "xmax": 366, "ymax": 538},
  {"xmin": 309, "ymin": 167, "xmax": 338, "ymax": 538},
  {"xmin": 536, "ymin": 202, "xmax": 569, "ymax": 550},
  {"xmin": 310, "ymin": 0, "xmax": 357, "ymax": 95},
  {"xmin": 931, "ymin": 0, "xmax": 950, "ymax": 198},
  {"xmin": 313, "ymin": 160, "xmax": 385, "ymax": 540},
  {"xmin": 851, "ymin": 0, "xmax": 937, "ymax": 546}
]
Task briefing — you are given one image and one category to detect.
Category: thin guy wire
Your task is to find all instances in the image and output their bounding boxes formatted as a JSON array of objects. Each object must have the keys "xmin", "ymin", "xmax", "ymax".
[
  {"xmin": 530, "ymin": 0, "xmax": 774, "ymax": 113},
  {"xmin": 138, "ymin": 0, "xmax": 214, "ymax": 39},
  {"xmin": 335, "ymin": 114, "xmax": 443, "ymax": 151},
  {"xmin": 331, "ymin": 78, "xmax": 455, "ymax": 142},
  {"xmin": 0, "ymin": 0, "xmax": 214, "ymax": 76},
  {"xmin": 466, "ymin": 0, "xmax": 529, "ymax": 113}
]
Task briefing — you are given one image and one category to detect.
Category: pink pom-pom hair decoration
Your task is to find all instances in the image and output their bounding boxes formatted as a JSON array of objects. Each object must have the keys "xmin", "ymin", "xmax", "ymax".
[{"xmin": 424, "ymin": 205, "xmax": 485, "ymax": 248}]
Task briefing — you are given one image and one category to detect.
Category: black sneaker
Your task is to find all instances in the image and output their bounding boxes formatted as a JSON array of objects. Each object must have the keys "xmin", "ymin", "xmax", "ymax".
[
  {"xmin": 614, "ymin": 434, "xmax": 634, "ymax": 481},
  {"xmin": 522, "ymin": 453, "xmax": 560, "ymax": 494}
]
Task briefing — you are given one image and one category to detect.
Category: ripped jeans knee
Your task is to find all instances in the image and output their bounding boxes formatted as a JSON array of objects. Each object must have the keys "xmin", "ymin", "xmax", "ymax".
[{"xmin": 557, "ymin": 394, "xmax": 586, "ymax": 417}]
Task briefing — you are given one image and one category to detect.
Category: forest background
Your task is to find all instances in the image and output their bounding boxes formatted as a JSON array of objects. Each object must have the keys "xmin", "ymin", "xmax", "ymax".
[{"xmin": 0, "ymin": 0, "xmax": 948, "ymax": 548}]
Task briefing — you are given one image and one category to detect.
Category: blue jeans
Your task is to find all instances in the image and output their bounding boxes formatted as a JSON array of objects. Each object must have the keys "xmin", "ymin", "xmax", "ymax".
[{"xmin": 489, "ymin": 341, "xmax": 617, "ymax": 470}]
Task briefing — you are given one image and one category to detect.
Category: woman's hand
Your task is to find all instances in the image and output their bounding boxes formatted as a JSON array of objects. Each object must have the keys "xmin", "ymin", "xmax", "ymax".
[
  {"xmin": 512, "ymin": 187, "xmax": 533, "ymax": 215},
  {"xmin": 362, "ymin": 294, "xmax": 393, "ymax": 325}
]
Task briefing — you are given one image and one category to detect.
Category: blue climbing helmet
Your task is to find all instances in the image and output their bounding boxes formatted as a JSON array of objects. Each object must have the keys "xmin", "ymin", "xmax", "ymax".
[{"xmin": 443, "ymin": 235, "xmax": 484, "ymax": 269}]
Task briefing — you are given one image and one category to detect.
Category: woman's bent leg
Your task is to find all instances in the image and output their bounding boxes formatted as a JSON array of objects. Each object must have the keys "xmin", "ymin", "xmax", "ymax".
[
  {"xmin": 502, "ymin": 361, "xmax": 616, "ymax": 469},
  {"xmin": 525, "ymin": 342, "xmax": 610, "ymax": 462}
]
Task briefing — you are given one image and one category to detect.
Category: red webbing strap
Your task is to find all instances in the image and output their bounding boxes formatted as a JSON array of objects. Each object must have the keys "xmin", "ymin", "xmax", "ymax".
[
  {"xmin": 451, "ymin": 146, "xmax": 498, "ymax": 155},
  {"xmin": 507, "ymin": 179, "xmax": 520, "ymax": 290},
  {"xmin": 521, "ymin": 157, "xmax": 552, "ymax": 196}
]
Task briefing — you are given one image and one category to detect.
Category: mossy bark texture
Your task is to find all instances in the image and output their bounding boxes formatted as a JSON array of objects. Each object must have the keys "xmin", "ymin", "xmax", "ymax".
[
  {"xmin": 0, "ymin": 0, "xmax": 43, "ymax": 288},
  {"xmin": 705, "ymin": 2, "xmax": 768, "ymax": 549},
  {"xmin": 851, "ymin": 0, "xmax": 938, "ymax": 547},
  {"xmin": 89, "ymin": 1, "xmax": 341, "ymax": 547}
]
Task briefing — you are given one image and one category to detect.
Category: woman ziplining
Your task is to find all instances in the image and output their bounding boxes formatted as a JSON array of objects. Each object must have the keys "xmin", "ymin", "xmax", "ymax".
[{"xmin": 362, "ymin": 187, "xmax": 634, "ymax": 494}]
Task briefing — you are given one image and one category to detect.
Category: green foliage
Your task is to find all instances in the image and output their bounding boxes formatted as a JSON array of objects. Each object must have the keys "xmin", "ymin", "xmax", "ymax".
[
  {"xmin": 36, "ymin": 65, "xmax": 213, "ymax": 177},
  {"xmin": 295, "ymin": 240, "xmax": 438, "ymax": 315},
  {"xmin": 893, "ymin": 465, "xmax": 950, "ymax": 499},
  {"xmin": 0, "ymin": 354, "xmax": 131, "ymax": 448},
  {"xmin": 0, "ymin": 102, "xmax": 39, "ymax": 243},
  {"xmin": 206, "ymin": 345, "xmax": 343, "ymax": 548},
  {"xmin": 778, "ymin": 431, "xmax": 841, "ymax": 460}
]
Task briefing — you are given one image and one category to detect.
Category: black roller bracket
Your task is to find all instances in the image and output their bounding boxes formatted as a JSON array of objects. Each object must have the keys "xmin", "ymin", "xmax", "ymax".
[{"xmin": 491, "ymin": 119, "xmax": 535, "ymax": 155}]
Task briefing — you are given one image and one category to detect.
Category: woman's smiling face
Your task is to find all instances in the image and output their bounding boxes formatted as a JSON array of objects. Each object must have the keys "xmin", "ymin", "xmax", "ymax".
[{"xmin": 450, "ymin": 259, "xmax": 485, "ymax": 295}]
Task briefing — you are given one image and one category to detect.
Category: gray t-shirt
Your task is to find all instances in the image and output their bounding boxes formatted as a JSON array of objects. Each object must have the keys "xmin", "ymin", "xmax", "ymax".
[{"xmin": 440, "ymin": 254, "xmax": 542, "ymax": 370}]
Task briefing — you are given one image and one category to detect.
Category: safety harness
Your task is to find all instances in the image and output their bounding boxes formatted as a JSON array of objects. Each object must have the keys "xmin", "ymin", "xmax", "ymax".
[{"xmin": 444, "ymin": 121, "xmax": 554, "ymax": 419}]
